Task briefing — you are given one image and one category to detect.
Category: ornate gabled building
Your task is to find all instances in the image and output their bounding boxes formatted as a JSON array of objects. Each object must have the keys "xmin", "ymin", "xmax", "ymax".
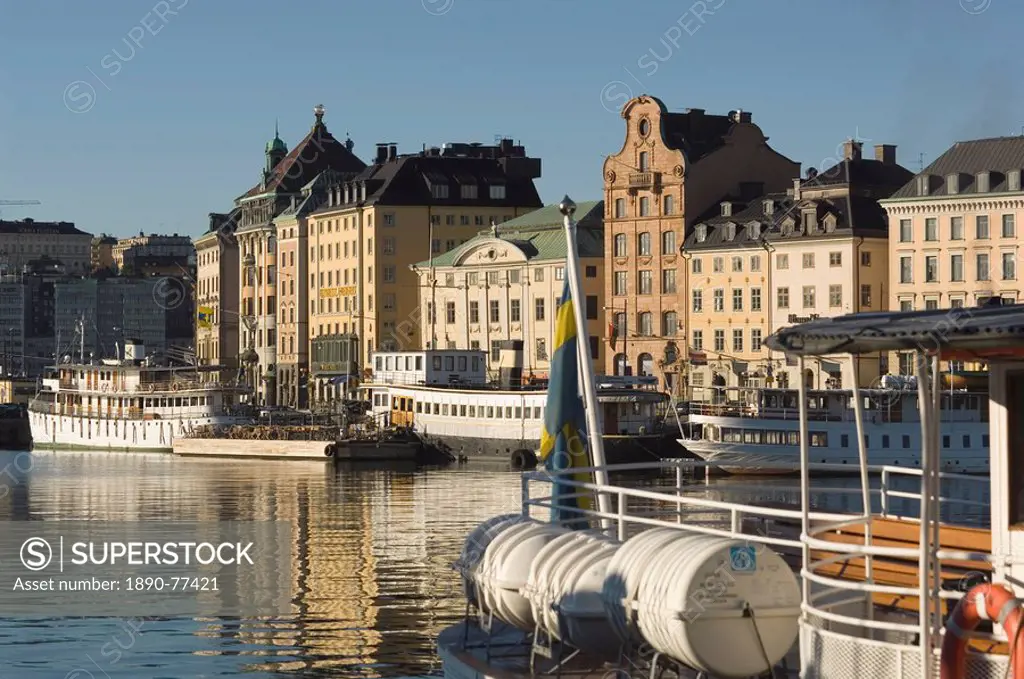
[
  {"xmin": 304, "ymin": 139, "xmax": 542, "ymax": 405},
  {"xmin": 231, "ymin": 105, "xmax": 365, "ymax": 405},
  {"xmin": 603, "ymin": 95, "xmax": 798, "ymax": 393},
  {"xmin": 684, "ymin": 140, "xmax": 912, "ymax": 394}
]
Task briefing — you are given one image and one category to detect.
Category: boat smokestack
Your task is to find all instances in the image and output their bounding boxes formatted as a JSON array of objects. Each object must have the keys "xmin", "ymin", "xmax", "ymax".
[{"xmin": 498, "ymin": 340, "xmax": 524, "ymax": 388}]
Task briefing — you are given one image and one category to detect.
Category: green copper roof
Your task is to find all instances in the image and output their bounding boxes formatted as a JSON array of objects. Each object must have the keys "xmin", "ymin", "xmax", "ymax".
[
  {"xmin": 415, "ymin": 200, "xmax": 603, "ymax": 268},
  {"xmin": 266, "ymin": 120, "xmax": 287, "ymax": 153}
]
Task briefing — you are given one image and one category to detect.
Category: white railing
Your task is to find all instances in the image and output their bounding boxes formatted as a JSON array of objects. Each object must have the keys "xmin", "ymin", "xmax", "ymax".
[{"xmin": 519, "ymin": 458, "xmax": 994, "ymax": 643}]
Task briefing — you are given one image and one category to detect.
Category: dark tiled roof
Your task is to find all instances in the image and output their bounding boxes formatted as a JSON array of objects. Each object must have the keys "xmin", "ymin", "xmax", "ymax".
[
  {"xmin": 888, "ymin": 136, "xmax": 1024, "ymax": 199},
  {"xmin": 766, "ymin": 301, "xmax": 1024, "ymax": 357},
  {"xmin": 236, "ymin": 120, "xmax": 365, "ymax": 201},
  {"xmin": 808, "ymin": 157, "xmax": 914, "ymax": 190},
  {"xmin": 660, "ymin": 110, "xmax": 737, "ymax": 163},
  {"xmin": 0, "ymin": 219, "xmax": 89, "ymax": 236}
]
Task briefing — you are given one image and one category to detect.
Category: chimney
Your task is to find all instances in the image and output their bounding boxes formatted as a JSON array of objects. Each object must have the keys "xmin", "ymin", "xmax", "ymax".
[
  {"xmin": 720, "ymin": 201, "xmax": 732, "ymax": 217},
  {"xmin": 729, "ymin": 109, "xmax": 751, "ymax": 123},
  {"xmin": 388, "ymin": 144, "xmax": 398, "ymax": 161},
  {"xmin": 874, "ymin": 144, "xmax": 897, "ymax": 166},
  {"xmin": 843, "ymin": 140, "xmax": 863, "ymax": 161},
  {"xmin": 375, "ymin": 144, "xmax": 388, "ymax": 164},
  {"xmin": 792, "ymin": 178, "xmax": 802, "ymax": 200}
]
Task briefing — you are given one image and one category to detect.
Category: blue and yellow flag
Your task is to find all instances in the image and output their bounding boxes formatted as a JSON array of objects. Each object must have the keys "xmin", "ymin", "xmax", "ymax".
[
  {"xmin": 197, "ymin": 306, "xmax": 214, "ymax": 328},
  {"xmin": 539, "ymin": 280, "xmax": 593, "ymax": 529}
]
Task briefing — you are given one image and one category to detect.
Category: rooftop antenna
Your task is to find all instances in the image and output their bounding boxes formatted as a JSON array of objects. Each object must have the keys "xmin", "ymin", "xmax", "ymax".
[{"xmin": 917, "ymin": 153, "xmax": 926, "ymax": 173}]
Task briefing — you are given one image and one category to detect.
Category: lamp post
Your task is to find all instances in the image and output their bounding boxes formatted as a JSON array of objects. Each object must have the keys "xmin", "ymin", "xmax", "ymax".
[{"xmin": 759, "ymin": 234, "xmax": 776, "ymax": 387}]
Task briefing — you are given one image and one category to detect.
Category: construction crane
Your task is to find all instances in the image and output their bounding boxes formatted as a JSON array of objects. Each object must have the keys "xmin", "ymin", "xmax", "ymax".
[{"xmin": 0, "ymin": 200, "xmax": 41, "ymax": 219}]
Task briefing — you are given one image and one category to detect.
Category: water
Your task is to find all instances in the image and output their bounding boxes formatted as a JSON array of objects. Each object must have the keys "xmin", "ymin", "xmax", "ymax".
[{"xmin": 0, "ymin": 449, "xmax": 990, "ymax": 677}]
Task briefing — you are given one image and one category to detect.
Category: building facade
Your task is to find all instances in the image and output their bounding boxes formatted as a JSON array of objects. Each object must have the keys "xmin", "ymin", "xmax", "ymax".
[
  {"xmin": 0, "ymin": 277, "xmax": 26, "ymax": 376},
  {"xmin": 0, "ymin": 219, "xmax": 92, "ymax": 275},
  {"xmin": 194, "ymin": 209, "xmax": 241, "ymax": 375},
  {"xmin": 304, "ymin": 139, "xmax": 542, "ymax": 405},
  {"xmin": 91, "ymin": 235, "xmax": 117, "ymax": 273},
  {"xmin": 113, "ymin": 233, "xmax": 194, "ymax": 276},
  {"xmin": 881, "ymin": 136, "xmax": 1024, "ymax": 374},
  {"xmin": 685, "ymin": 141, "xmax": 912, "ymax": 394},
  {"xmin": 411, "ymin": 202, "xmax": 604, "ymax": 378},
  {"xmin": 603, "ymin": 95, "xmax": 799, "ymax": 393}
]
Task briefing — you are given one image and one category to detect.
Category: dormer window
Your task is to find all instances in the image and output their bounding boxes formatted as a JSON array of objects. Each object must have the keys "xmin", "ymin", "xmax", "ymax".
[
  {"xmin": 977, "ymin": 171, "xmax": 990, "ymax": 193},
  {"xmin": 431, "ymin": 183, "xmax": 450, "ymax": 199},
  {"xmin": 917, "ymin": 174, "xmax": 930, "ymax": 196},
  {"xmin": 724, "ymin": 223, "xmax": 736, "ymax": 241},
  {"xmin": 803, "ymin": 212, "xmax": 816, "ymax": 233},
  {"xmin": 947, "ymin": 174, "xmax": 959, "ymax": 195},
  {"xmin": 461, "ymin": 184, "xmax": 478, "ymax": 199},
  {"xmin": 696, "ymin": 224, "xmax": 707, "ymax": 243},
  {"xmin": 824, "ymin": 214, "xmax": 838, "ymax": 233},
  {"xmin": 720, "ymin": 202, "xmax": 732, "ymax": 217},
  {"xmin": 749, "ymin": 223, "xmax": 761, "ymax": 240},
  {"xmin": 489, "ymin": 184, "xmax": 506, "ymax": 200},
  {"xmin": 782, "ymin": 217, "xmax": 795, "ymax": 236},
  {"xmin": 762, "ymin": 199, "xmax": 774, "ymax": 216},
  {"xmin": 1009, "ymin": 170, "xmax": 1021, "ymax": 192}
]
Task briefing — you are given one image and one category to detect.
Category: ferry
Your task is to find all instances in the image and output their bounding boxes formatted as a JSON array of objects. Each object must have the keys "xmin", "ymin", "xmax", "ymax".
[
  {"xmin": 362, "ymin": 348, "xmax": 678, "ymax": 467},
  {"xmin": 28, "ymin": 339, "xmax": 252, "ymax": 452},
  {"xmin": 679, "ymin": 380, "xmax": 990, "ymax": 474}
]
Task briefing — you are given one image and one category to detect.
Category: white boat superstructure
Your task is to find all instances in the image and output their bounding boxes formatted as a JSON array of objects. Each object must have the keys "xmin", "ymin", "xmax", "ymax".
[
  {"xmin": 28, "ymin": 339, "xmax": 252, "ymax": 452},
  {"xmin": 679, "ymin": 385, "xmax": 990, "ymax": 474}
]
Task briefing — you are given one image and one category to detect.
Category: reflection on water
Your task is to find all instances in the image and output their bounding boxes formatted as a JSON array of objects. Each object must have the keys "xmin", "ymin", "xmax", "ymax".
[{"xmin": 0, "ymin": 450, "xmax": 990, "ymax": 677}]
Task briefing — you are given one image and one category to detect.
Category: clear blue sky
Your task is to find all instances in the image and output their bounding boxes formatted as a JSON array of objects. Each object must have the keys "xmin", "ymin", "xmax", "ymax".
[{"xmin": 1, "ymin": 0, "xmax": 1020, "ymax": 238}]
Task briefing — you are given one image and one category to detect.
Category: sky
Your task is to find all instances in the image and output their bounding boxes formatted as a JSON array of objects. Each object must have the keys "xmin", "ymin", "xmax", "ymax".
[{"xmin": 1, "ymin": 0, "xmax": 1021, "ymax": 239}]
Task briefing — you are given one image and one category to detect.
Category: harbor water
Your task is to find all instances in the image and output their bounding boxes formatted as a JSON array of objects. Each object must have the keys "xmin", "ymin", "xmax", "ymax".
[{"xmin": 0, "ymin": 448, "xmax": 989, "ymax": 678}]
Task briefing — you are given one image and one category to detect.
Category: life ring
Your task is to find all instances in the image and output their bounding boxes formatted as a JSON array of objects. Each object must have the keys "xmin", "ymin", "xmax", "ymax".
[
  {"xmin": 510, "ymin": 448, "xmax": 537, "ymax": 470},
  {"xmin": 324, "ymin": 444, "xmax": 336, "ymax": 457},
  {"xmin": 941, "ymin": 583, "xmax": 1024, "ymax": 679},
  {"xmin": 148, "ymin": 384, "xmax": 155, "ymax": 393},
  {"xmin": 172, "ymin": 383, "xmax": 180, "ymax": 392}
]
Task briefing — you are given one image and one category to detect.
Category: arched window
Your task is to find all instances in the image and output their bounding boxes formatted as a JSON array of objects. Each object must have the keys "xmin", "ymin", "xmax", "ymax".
[
  {"xmin": 664, "ymin": 194, "xmax": 674, "ymax": 215},
  {"xmin": 639, "ymin": 152, "xmax": 649, "ymax": 172},
  {"xmin": 614, "ymin": 234, "xmax": 627, "ymax": 257},
  {"xmin": 663, "ymin": 311, "xmax": 678, "ymax": 336},
  {"xmin": 638, "ymin": 353, "xmax": 654, "ymax": 376},
  {"xmin": 638, "ymin": 312, "xmax": 653, "ymax": 336},
  {"xmin": 613, "ymin": 353, "xmax": 627, "ymax": 376},
  {"xmin": 662, "ymin": 230, "xmax": 676, "ymax": 254},
  {"xmin": 637, "ymin": 232, "xmax": 651, "ymax": 256}
]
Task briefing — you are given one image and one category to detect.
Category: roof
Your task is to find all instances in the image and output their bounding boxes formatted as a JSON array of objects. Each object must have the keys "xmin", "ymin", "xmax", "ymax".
[
  {"xmin": 416, "ymin": 201, "xmax": 603, "ymax": 268},
  {"xmin": 808, "ymin": 157, "xmax": 913, "ymax": 189},
  {"xmin": 888, "ymin": 136, "xmax": 1024, "ymax": 199},
  {"xmin": 0, "ymin": 219, "xmax": 89, "ymax": 236},
  {"xmin": 766, "ymin": 301, "xmax": 1024, "ymax": 359}
]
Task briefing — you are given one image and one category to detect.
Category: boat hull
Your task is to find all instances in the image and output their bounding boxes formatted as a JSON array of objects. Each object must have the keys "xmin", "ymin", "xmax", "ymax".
[
  {"xmin": 421, "ymin": 431, "xmax": 684, "ymax": 463},
  {"xmin": 29, "ymin": 411, "xmax": 250, "ymax": 453}
]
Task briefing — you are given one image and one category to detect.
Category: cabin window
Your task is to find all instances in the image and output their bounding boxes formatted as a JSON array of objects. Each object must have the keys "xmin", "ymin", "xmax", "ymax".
[
  {"xmin": 840, "ymin": 434, "xmax": 849, "ymax": 448},
  {"xmin": 443, "ymin": 404, "xmax": 449, "ymax": 416},
  {"xmin": 882, "ymin": 435, "xmax": 889, "ymax": 448},
  {"xmin": 445, "ymin": 356, "xmax": 455, "ymax": 371},
  {"xmin": 433, "ymin": 357, "xmax": 442, "ymax": 370},
  {"xmin": 416, "ymin": 402, "xmax": 422, "ymax": 413},
  {"xmin": 505, "ymin": 407, "xmax": 513, "ymax": 418},
  {"xmin": 487, "ymin": 407, "xmax": 494, "ymax": 418},
  {"xmin": 534, "ymin": 407, "xmax": 542, "ymax": 419},
  {"xmin": 458, "ymin": 356, "xmax": 467, "ymax": 371},
  {"xmin": 810, "ymin": 432, "xmax": 828, "ymax": 447},
  {"xmin": 433, "ymin": 403, "xmax": 439, "ymax": 415},
  {"xmin": 469, "ymin": 406, "xmax": 475, "ymax": 417},
  {"xmin": 903, "ymin": 435, "xmax": 911, "ymax": 448},
  {"xmin": 963, "ymin": 435, "xmax": 970, "ymax": 448},
  {"xmin": 942, "ymin": 435, "xmax": 950, "ymax": 449},
  {"xmin": 863, "ymin": 435, "xmax": 870, "ymax": 449},
  {"xmin": 515, "ymin": 407, "xmax": 522, "ymax": 419}
]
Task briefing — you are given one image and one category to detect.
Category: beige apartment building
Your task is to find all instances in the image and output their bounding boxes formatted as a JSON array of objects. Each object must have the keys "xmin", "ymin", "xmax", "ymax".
[
  {"xmin": 305, "ymin": 140, "xmax": 542, "ymax": 404},
  {"xmin": 411, "ymin": 202, "xmax": 604, "ymax": 378},
  {"xmin": 603, "ymin": 95, "xmax": 799, "ymax": 394},
  {"xmin": 881, "ymin": 136, "xmax": 1024, "ymax": 375},
  {"xmin": 194, "ymin": 210, "xmax": 240, "ymax": 375},
  {"xmin": 0, "ymin": 218, "xmax": 92, "ymax": 275},
  {"xmin": 685, "ymin": 141, "xmax": 912, "ymax": 393}
]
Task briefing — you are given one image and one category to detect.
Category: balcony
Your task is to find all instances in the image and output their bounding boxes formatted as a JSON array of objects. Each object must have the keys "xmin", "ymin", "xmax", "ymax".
[{"xmin": 629, "ymin": 171, "xmax": 661, "ymax": 189}]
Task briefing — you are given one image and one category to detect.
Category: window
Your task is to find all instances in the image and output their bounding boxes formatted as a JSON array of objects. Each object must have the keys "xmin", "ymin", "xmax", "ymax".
[
  {"xmin": 751, "ymin": 328, "xmax": 762, "ymax": 351},
  {"xmin": 732, "ymin": 288, "xmax": 743, "ymax": 311},
  {"xmin": 692, "ymin": 329, "xmax": 703, "ymax": 351},
  {"xmin": 951, "ymin": 216, "xmax": 964, "ymax": 240},
  {"xmin": 662, "ymin": 230, "xmax": 676, "ymax": 254},
  {"xmin": 899, "ymin": 219, "xmax": 913, "ymax": 242},
  {"xmin": 732, "ymin": 256, "xmax": 743, "ymax": 272},
  {"xmin": 431, "ymin": 238, "xmax": 441, "ymax": 254},
  {"xmin": 489, "ymin": 300, "xmax": 500, "ymax": 323},
  {"xmin": 802, "ymin": 286, "xmax": 816, "ymax": 308},
  {"xmin": 535, "ymin": 298, "xmax": 545, "ymax": 320},
  {"xmin": 510, "ymin": 299, "xmax": 521, "ymax": 322},
  {"xmin": 534, "ymin": 268, "xmax": 544, "ymax": 282},
  {"xmin": 555, "ymin": 266, "xmax": 565, "ymax": 280},
  {"xmin": 585, "ymin": 265, "xmax": 597, "ymax": 278},
  {"xmin": 662, "ymin": 269, "xmax": 676, "ymax": 294},
  {"xmin": 614, "ymin": 271, "xmax": 627, "ymax": 295},
  {"xmin": 489, "ymin": 184, "xmax": 506, "ymax": 199},
  {"xmin": 777, "ymin": 287, "xmax": 790, "ymax": 309},
  {"xmin": 536, "ymin": 338, "xmax": 547, "ymax": 361},
  {"xmin": 461, "ymin": 184, "xmax": 478, "ymax": 199},
  {"xmin": 490, "ymin": 340, "xmax": 501, "ymax": 362},
  {"xmin": 384, "ymin": 266, "xmax": 396, "ymax": 283},
  {"xmin": 638, "ymin": 151, "xmax": 649, "ymax": 171},
  {"xmin": 510, "ymin": 269, "xmax": 520, "ymax": 284},
  {"xmin": 750, "ymin": 255, "xmax": 761, "ymax": 272},
  {"xmin": 977, "ymin": 253, "xmax": 990, "ymax": 281},
  {"xmin": 925, "ymin": 299, "xmax": 939, "ymax": 310},
  {"xmin": 950, "ymin": 254, "xmax": 964, "ymax": 281},
  {"xmin": 692, "ymin": 258, "xmax": 702, "ymax": 274},
  {"xmin": 487, "ymin": 271, "xmax": 499, "ymax": 285},
  {"xmin": 383, "ymin": 213, "xmax": 396, "ymax": 227},
  {"xmin": 638, "ymin": 312, "xmax": 653, "ymax": 336},
  {"xmin": 692, "ymin": 289, "xmax": 703, "ymax": 313},
  {"xmin": 713, "ymin": 288, "xmax": 724, "ymax": 312},
  {"xmin": 751, "ymin": 287, "xmax": 762, "ymax": 311},
  {"xmin": 733, "ymin": 329, "xmax": 743, "ymax": 352},
  {"xmin": 829, "ymin": 285, "xmax": 842, "ymax": 307},
  {"xmin": 1004, "ymin": 252, "xmax": 1017, "ymax": 280},
  {"xmin": 713, "ymin": 257, "xmax": 724, "ymax": 273},
  {"xmin": 900, "ymin": 299, "xmax": 913, "ymax": 312},
  {"xmin": 777, "ymin": 254, "xmax": 789, "ymax": 269},
  {"xmin": 446, "ymin": 239, "xmax": 456, "ymax": 251},
  {"xmin": 714, "ymin": 329, "xmax": 725, "ymax": 352},
  {"xmin": 614, "ymin": 198, "xmax": 625, "ymax": 218},
  {"xmin": 445, "ymin": 302, "xmax": 456, "ymax": 324},
  {"xmin": 663, "ymin": 311, "xmax": 677, "ymax": 336},
  {"xmin": 638, "ymin": 232, "xmax": 651, "ymax": 255},
  {"xmin": 612, "ymin": 312, "xmax": 625, "ymax": 338},
  {"xmin": 638, "ymin": 270, "xmax": 653, "ymax": 295},
  {"xmin": 829, "ymin": 252, "xmax": 842, "ymax": 267},
  {"xmin": 1004, "ymin": 214, "xmax": 1016, "ymax": 238},
  {"xmin": 861, "ymin": 252, "xmax": 871, "ymax": 266},
  {"xmin": 802, "ymin": 253, "xmax": 815, "ymax": 268},
  {"xmin": 977, "ymin": 215, "xmax": 990, "ymax": 239},
  {"xmin": 614, "ymin": 233, "xmax": 627, "ymax": 257},
  {"xmin": 586, "ymin": 295, "xmax": 598, "ymax": 319},
  {"xmin": 900, "ymin": 256, "xmax": 913, "ymax": 283},
  {"xmin": 469, "ymin": 301, "xmax": 479, "ymax": 323},
  {"xmin": 383, "ymin": 293, "xmax": 396, "ymax": 311},
  {"xmin": 925, "ymin": 256, "xmax": 938, "ymax": 282},
  {"xmin": 639, "ymin": 197, "xmax": 650, "ymax": 217},
  {"xmin": 663, "ymin": 195, "xmax": 674, "ymax": 215},
  {"xmin": 925, "ymin": 217, "xmax": 938, "ymax": 241}
]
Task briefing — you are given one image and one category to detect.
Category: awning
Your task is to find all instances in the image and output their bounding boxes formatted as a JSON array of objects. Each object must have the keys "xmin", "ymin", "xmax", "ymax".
[{"xmin": 820, "ymin": 360, "xmax": 842, "ymax": 374}]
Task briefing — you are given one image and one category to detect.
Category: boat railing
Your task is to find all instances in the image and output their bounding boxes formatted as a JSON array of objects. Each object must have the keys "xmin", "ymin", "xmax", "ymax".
[
  {"xmin": 520, "ymin": 458, "xmax": 994, "ymax": 644},
  {"xmin": 46, "ymin": 380, "xmax": 250, "ymax": 395}
]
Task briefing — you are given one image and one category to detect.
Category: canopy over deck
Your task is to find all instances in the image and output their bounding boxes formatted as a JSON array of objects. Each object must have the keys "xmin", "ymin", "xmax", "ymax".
[{"xmin": 766, "ymin": 302, "xmax": 1024, "ymax": 360}]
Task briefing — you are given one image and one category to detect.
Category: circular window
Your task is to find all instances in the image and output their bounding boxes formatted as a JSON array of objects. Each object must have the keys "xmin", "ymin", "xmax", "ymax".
[{"xmin": 638, "ymin": 119, "xmax": 650, "ymax": 137}]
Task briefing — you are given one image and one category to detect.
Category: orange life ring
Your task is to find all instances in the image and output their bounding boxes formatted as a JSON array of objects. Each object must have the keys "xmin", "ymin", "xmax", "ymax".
[
  {"xmin": 172, "ymin": 383, "xmax": 180, "ymax": 392},
  {"xmin": 941, "ymin": 583, "xmax": 1024, "ymax": 679}
]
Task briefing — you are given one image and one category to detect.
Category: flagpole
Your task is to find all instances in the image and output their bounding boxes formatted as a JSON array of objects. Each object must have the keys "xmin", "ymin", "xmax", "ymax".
[{"xmin": 559, "ymin": 196, "xmax": 613, "ymax": 532}]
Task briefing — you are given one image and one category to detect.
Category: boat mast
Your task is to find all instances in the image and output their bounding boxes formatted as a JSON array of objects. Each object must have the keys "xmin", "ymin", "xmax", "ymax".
[
  {"xmin": 79, "ymin": 313, "xmax": 85, "ymax": 364},
  {"xmin": 559, "ymin": 196, "xmax": 612, "ymax": 529}
]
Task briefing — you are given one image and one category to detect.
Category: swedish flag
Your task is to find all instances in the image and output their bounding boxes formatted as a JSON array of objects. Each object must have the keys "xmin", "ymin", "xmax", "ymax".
[
  {"xmin": 539, "ymin": 280, "xmax": 593, "ymax": 528},
  {"xmin": 197, "ymin": 306, "xmax": 214, "ymax": 328}
]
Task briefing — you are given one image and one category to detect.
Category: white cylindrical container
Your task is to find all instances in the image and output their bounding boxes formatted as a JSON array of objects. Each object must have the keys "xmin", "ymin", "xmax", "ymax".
[
  {"xmin": 475, "ymin": 520, "xmax": 568, "ymax": 630},
  {"xmin": 457, "ymin": 513, "xmax": 524, "ymax": 607},
  {"xmin": 635, "ymin": 534, "xmax": 801, "ymax": 678}
]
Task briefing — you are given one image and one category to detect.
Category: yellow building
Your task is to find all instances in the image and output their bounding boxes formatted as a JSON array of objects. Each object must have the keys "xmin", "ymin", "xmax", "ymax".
[
  {"xmin": 603, "ymin": 96, "xmax": 798, "ymax": 393},
  {"xmin": 684, "ymin": 141, "xmax": 912, "ymax": 393},
  {"xmin": 194, "ymin": 210, "xmax": 240, "ymax": 375},
  {"xmin": 305, "ymin": 140, "xmax": 542, "ymax": 404},
  {"xmin": 411, "ymin": 202, "xmax": 604, "ymax": 377},
  {"xmin": 881, "ymin": 136, "xmax": 1024, "ymax": 375}
]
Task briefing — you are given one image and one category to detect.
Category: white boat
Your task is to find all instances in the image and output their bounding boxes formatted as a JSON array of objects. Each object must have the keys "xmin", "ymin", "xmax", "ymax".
[
  {"xmin": 28, "ymin": 339, "xmax": 252, "ymax": 452},
  {"xmin": 362, "ymin": 349, "xmax": 677, "ymax": 466},
  {"xmin": 678, "ymin": 384, "xmax": 990, "ymax": 474}
]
